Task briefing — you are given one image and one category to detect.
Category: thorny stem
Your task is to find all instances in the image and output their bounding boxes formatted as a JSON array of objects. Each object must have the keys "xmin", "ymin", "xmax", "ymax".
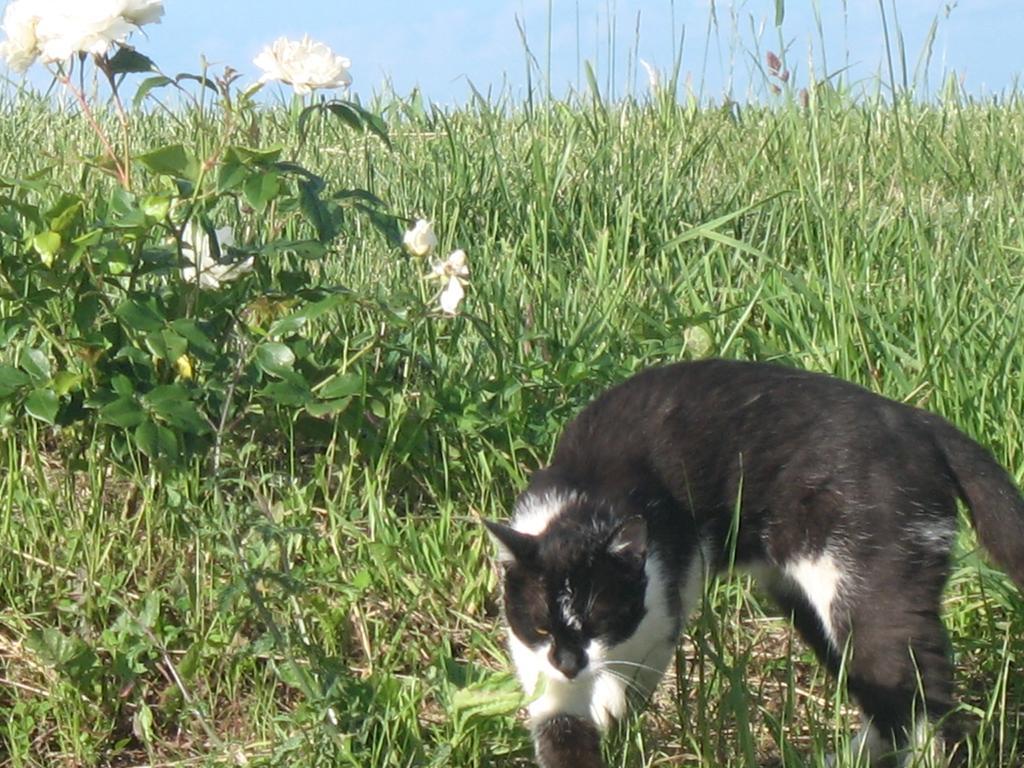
[
  {"xmin": 99, "ymin": 60, "xmax": 134, "ymax": 189},
  {"xmin": 55, "ymin": 67, "xmax": 131, "ymax": 189}
]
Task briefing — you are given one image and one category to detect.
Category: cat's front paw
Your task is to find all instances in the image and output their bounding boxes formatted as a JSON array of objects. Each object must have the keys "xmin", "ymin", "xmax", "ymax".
[{"xmin": 533, "ymin": 714, "xmax": 605, "ymax": 768}]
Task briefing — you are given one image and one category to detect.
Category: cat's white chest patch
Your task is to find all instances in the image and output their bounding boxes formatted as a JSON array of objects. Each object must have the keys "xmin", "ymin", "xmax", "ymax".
[{"xmin": 784, "ymin": 552, "xmax": 844, "ymax": 644}]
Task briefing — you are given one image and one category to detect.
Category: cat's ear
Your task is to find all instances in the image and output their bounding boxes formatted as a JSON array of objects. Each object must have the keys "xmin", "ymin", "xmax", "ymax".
[
  {"xmin": 607, "ymin": 516, "xmax": 647, "ymax": 564},
  {"xmin": 483, "ymin": 519, "xmax": 538, "ymax": 565}
]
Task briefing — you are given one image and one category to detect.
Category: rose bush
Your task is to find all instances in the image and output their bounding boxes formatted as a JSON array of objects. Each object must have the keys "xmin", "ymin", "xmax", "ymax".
[{"xmin": 0, "ymin": 5, "xmax": 468, "ymax": 474}]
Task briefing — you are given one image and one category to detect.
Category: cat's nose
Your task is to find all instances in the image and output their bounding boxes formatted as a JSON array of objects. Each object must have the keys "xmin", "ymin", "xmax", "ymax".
[{"xmin": 550, "ymin": 644, "xmax": 587, "ymax": 679}]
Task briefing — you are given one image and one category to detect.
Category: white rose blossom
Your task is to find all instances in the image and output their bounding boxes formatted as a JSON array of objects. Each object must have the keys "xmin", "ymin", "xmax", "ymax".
[
  {"xmin": 180, "ymin": 222, "xmax": 253, "ymax": 291},
  {"xmin": 121, "ymin": 0, "xmax": 164, "ymax": 26},
  {"xmin": 0, "ymin": 1, "xmax": 41, "ymax": 72},
  {"xmin": 430, "ymin": 249, "xmax": 469, "ymax": 315},
  {"xmin": 402, "ymin": 219, "xmax": 437, "ymax": 257},
  {"xmin": 0, "ymin": 0, "xmax": 164, "ymax": 70},
  {"xmin": 253, "ymin": 35, "xmax": 352, "ymax": 94}
]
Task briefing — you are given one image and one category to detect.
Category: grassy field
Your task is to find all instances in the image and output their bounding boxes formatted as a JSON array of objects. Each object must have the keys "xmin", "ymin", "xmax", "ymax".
[{"xmin": 1, "ymin": 75, "xmax": 1024, "ymax": 767}]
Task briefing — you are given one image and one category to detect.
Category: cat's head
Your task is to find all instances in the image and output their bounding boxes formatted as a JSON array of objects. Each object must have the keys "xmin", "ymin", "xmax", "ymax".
[{"xmin": 484, "ymin": 494, "xmax": 649, "ymax": 681}]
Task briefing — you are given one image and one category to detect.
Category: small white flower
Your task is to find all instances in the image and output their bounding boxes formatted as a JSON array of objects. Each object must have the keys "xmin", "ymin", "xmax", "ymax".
[
  {"xmin": 438, "ymin": 277, "xmax": 465, "ymax": 315},
  {"xmin": 402, "ymin": 218, "xmax": 437, "ymax": 257},
  {"xmin": 254, "ymin": 35, "xmax": 352, "ymax": 94},
  {"xmin": 430, "ymin": 249, "xmax": 468, "ymax": 281},
  {"xmin": 640, "ymin": 59, "xmax": 660, "ymax": 94},
  {"xmin": 180, "ymin": 222, "xmax": 253, "ymax": 291},
  {"xmin": 429, "ymin": 249, "xmax": 469, "ymax": 315}
]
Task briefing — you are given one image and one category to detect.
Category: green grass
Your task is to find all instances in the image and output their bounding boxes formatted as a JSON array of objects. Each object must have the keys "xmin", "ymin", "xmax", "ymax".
[{"xmin": 1, "ymin": 77, "xmax": 1024, "ymax": 767}]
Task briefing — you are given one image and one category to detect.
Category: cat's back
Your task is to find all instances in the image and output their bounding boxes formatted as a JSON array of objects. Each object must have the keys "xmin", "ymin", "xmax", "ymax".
[{"xmin": 550, "ymin": 359, "xmax": 930, "ymax": 475}]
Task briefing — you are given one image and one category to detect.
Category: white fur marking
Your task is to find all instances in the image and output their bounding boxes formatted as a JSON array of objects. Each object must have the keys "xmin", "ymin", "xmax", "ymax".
[
  {"xmin": 785, "ymin": 552, "xmax": 843, "ymax": 645},
  {"xmin": 512, "ymin": 490, "xmax": 581, "ymax": 536},
  {"xmin": 559, "ymin": 581, "xmax": 583, "ymax": 631}
]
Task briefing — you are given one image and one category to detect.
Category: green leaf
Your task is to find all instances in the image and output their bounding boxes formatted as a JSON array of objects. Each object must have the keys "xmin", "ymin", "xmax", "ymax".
[
  {"xmin": 106, "ymin": 188, "xmax": 147, "ymax": 229},
  {"xmin": 298, "ymin": 180, "xmax": 341, "ymax": 242},
  {"xmin": 305, "ymin": 397, "xmax": 352, "ymax": 417},
  {"xmin": 333, "ymin": 188, "xmax": 388, "ymax": 208},
  {"xmin": 111, "ymin": 374, "xmax": 135, "ymax": 397},
  {"xmin": 33, "ymin": 230, "xmax": 61, "ymax": 264},
  {"xmin": 256, "ymin": 342, "xmax": 296, "ymax": 377},
  {"xmin": 46, "ymin": 194, "xmax": 84, "ymax": 232},
  {"xmin": 774, "ymin": 0, "xmax": 785, "ymax": 26},
  {"xmin": 261, "ymin": 380, "xmax": 312, "ymax": 407},
  {"xmin": 137, "ymin": 144, "xmax": 195, "ymax": 179},
  {"xmin": 99, "ymin": 396, "xmax": 146, "ymax": 428},
  {"xmin": 144, "ymin": 329, "xmax": 187, "ymax": 362},
  {"xmin": 137, "ymin": 591, "xmax": 161, "ymax": 629},
  {"xmin": 303, "ymin": 292, "xmax": 351, "ymax": 320},
  {"xmin": 25, "ymin": 388, "xmax": 59, "ymax": 424},
  {"xmin": 357, "ymin": 204, "xmax": 403, "ymax": 247},
  {"xmin": 178, "ymin": 641, "xmax": 203, "ymax": 681},
  {"xmin": 243, "ymin": 170, "xmax": 280, "ymax": 212},
  {"xmin": 451, "ymin": 673, "xmax": 524, "ymax": 721},
  {"xmin": 132, "ymin": 75, "xmax": 174, "ymax": 109},
  {"xmin": 174, "ymin": 72, "xmax": 219, "ymax": 94},
  {"xmin": 52, "ymin": 370, "xmax": 82, "ymax": 396},
  {"xmin": 25, "ymin": 627, "xmax": 79, "ymax": 666},
  {"xmin": 107, "ymin": 47, "xmax": 156, "ymax": 74},
  {"xmin": 135, "ymin": 420, "xmax": 178, "ymax": 461},
  {"xmin": 227, "ymin": 145, "xmax": 284, "ymax": 166},
  {"xmin": 264, "ymin": 292, "xmax": 350, "ymax": 339},
  {"xmin": 217, "ymin": 160, "xmax": 247, "ymax": 193},
  {"xmin": 134, "ymin": 419, "xmax": 158, "ymax": 456},
  {"xmin": 19, "ymin": 348, "xmax": 51, "ymax": 382},
  {"xmin": 132, "ymin": 701, "xmax": 154, "ymax": 745},
  {"xmin": 115, "ymin": 298, "xmax": 165, "ymax": 333},
  {"xmin": 0, "ymin": 364, "xmax": 30, "ymax": 397},
  {"xmin": 311, "ymin": 101, "xmax": 391, "ymax": 148},
  {"xmin": 143, "ymin": 385, "xmax": 209, "ymax": 434},
  {"xmin": 318, "ymin": 372, "xmax": 363, "ymax": 400},
  {"xmin": 169, "ymin": 319, "xmax": 216, "ymax": 354},
  {"xmin": 141, "ymin": 195, "xmax": 170, "ymax": 220}
]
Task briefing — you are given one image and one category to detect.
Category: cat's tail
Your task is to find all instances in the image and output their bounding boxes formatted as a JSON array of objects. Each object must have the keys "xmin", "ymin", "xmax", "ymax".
[{"xmin": 927, "ymin": 413, "xmax": 1024, "ymax": 588}]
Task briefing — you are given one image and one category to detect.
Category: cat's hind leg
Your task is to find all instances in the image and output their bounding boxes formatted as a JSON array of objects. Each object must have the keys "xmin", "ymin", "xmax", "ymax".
[
  {"xmin": 842, "ymin": 597, "xmax": 953, "ymax": 767},
  {"xmin": 772, "ymin": 553, "xmax": 953, "ymax": 767}
]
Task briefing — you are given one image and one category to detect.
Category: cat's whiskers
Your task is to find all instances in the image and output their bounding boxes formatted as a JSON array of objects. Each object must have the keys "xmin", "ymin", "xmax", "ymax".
[
  {"xmin": 599, "ymin": 659, "xmax": 664, "ymax": 675},
  {"xmin": 592, "ymin": 666, "xmax": 650, "ymax": 699}
]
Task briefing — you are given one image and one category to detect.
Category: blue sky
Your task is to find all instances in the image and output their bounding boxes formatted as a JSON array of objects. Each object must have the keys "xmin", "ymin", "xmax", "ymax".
[{"xmin": 5, "ymin": 1, "xmax": 1024, "ymax": 104}]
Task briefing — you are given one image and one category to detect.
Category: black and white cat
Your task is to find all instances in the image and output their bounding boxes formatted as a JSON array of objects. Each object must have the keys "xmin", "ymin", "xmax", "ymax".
[{"xmin": 485, "ymin": 360, "xmax": 1024, "ymax": 767}]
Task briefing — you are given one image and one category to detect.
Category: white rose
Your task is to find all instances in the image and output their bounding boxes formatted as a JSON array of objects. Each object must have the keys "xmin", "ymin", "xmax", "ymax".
[
  {"xmin": 0, "ymin": 0, "xmax": 42, "ymax": 72},
  {"xmin": 402, "ymin": 219, "xmax": 437, "ymax": 257},
  {"xmin": 180, "ymin": 222, "xmax": 253, "ymax": 291},
  {"xmin": 254, "ymin": 35, "xmax": 352, "ymax": 94},
  {"xmin": 0, "ymin": 0, "xmax": 165, "ymax": 65}
]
